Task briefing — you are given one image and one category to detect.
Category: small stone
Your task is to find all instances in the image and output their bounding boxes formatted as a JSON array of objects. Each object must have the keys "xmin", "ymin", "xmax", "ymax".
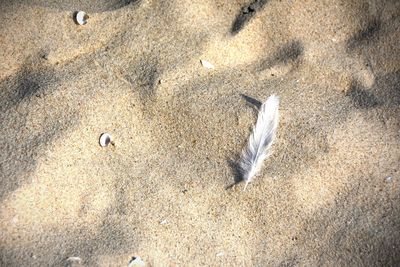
[
  {"xmin": 11, "ymin": 216, "xmax": 18, "ymax": 225},
  {"xmin": 66, "ymin": 257, "xmax": 82, "ymax": 267}
]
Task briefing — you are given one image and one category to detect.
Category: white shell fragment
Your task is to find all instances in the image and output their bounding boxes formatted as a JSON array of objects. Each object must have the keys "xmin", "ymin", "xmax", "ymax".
[
  {"xmin": 66, "ymin": 257, "xmax": 82, "ymax": 264},
  {"xmin": 128, "ymin": 256, "xmax": 145, "ymax": 267},
  {"xmin": 99, "ymin": 133, "xmax": 113, "ymax": 147},
  {"xmin": 200, "ymin": 59, "xmax": 215, "ymax": 69},
  {"xmin": 75, "ymin": 11, "xmax": 89, "ymax": 25}
]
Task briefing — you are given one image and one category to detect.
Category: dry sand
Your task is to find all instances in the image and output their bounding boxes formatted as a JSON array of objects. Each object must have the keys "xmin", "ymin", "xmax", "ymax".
[{"xmin": 0, "ymin": 0, "xmax": 399, "ymax": 266}]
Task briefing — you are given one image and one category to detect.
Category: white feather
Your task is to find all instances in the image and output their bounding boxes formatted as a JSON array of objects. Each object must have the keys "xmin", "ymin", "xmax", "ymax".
[{"xmin": 239, "ymin": 94, "xmax": 279, "ymax": 190}]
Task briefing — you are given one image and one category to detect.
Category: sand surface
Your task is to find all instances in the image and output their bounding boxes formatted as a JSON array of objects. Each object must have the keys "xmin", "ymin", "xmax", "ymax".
[{"xmin": 0, "ymin": 0, "xmax": 399, "ymax": 266}]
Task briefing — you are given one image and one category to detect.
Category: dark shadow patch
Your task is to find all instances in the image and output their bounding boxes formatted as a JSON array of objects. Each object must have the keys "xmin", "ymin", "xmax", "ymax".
[
  {"xmin": 230, "ymin": 0, "xmax": 269, "ymax": 35},
  {"xmin": 272, "ymin": 41, "xmax": 304, "ymax": 64},
  {"xmin": 347, "ymin": 19, "xmax": 381, "ymax": 51},
  {"xmin": 346, "ymin": 80, "xmax": 380, "ymax": 109},
  {"xmin": 374, "ymin": 70, "xmax": 400, "ymax": 107},
  {"xmin": 225, "ymin": 158, "xmax": 243, "ymax": 189},
  {"xmin": 240, "ymin": 94, "xmax": 262, "ymax": 110},
  {"xmin": 0, "ymin": 67, "xmax": 58, "ymax": 110},
  {"xmin": 258, "ymin": 40, "xmax": 304, "ymax": 71},
  {"xmin": 0, "ymin": 60, "xmax": 80, "ymax": 201},
  {"xmin": 137, "ymin": 64, "xmax": 159, "ymax": 99},
  {"xmin": 298, "ymin": 183, "xmax": 400, "ymax": 266},
  {"xmin": 113, "ymin": 175, "xmax": 134, "ymax": 216},
  {"xmin": 0, "ymin": 108, "xmax": 79, "ymax": 202},
  {"xmin": 124, "ymin": 57, "xmax": 160, "ymax": 102},
  {"xmin": 256, "ymin": 164, "xmax": 400, "ymax": 266},
  {"xmin": 16, "ymin": 78, "xmax": 41, "ymax": 100},
  {"xmin": 24, "ymin": 0, "xmax": 140, "ymax": 12},
  {"xmin": 277, "ymin": 256, "xmax": 301, "ymax": 267}
]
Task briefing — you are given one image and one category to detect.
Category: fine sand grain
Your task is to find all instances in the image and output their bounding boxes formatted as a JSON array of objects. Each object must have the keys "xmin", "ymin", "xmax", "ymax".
[{"xmin": 0, "ymin": 0, "xmax": 399, "ymax": 266}]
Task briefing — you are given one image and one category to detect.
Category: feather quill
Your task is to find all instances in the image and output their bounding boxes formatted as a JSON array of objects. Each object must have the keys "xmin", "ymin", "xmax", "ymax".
[{"xmin": 239, "ymin": 94, "xmax": 279, "ymax": 190}]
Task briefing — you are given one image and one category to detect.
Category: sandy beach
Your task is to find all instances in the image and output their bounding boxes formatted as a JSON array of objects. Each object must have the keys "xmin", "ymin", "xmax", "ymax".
[{"xmin": 0, "ymin": 0, "xmax": 399, "ymax": 266}]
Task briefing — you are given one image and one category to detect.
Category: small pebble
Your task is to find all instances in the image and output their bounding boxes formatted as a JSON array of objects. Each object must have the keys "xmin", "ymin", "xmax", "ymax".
[
  {"xmin": 385, "ymin": 176, "xmax": 393, "ymax": 182},
  {"xmin": 216, "ymin": 252, "xmax": 224, "ymax": 257},
  {"xmin": 99, "ymin": 133, "xmax": 113, "ymax": 147},
  {"xmin": 66, "ymin": 257, "xmax": 82, "ymax": 264},
  {"xmin": 160, "ymin": 219, "xmax": 168, "ymax": 225},
  {"xmin": 11, "ymin": 216, "xmax": 18, "ymax": 225},
  {"xmin": 75, "ymin": 11, "xmax": 89, "ymax": 25}
]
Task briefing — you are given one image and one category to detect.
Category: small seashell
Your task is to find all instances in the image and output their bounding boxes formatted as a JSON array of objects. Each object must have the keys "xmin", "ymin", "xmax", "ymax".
[
  {"xmin": 128, "ymin": 256, "xmax": 145, "ymax": 267},
  {"xmin": 200, "ymin": 59, "xmax": 215, "ymax": 69},
  {"xmin": 75, "ymin": 11, "xmax": 89, "ymax": 25},
  {"xmin": 99, "ymin": 133, "xmax": 113, "ymax": 147},
  {"xmin": 160, "ymin": 219, "xmax": 168, "ymax": 225},
  {"xmin": 216, "ymin": 252, "xmax": 224, "ymax": 257}
]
